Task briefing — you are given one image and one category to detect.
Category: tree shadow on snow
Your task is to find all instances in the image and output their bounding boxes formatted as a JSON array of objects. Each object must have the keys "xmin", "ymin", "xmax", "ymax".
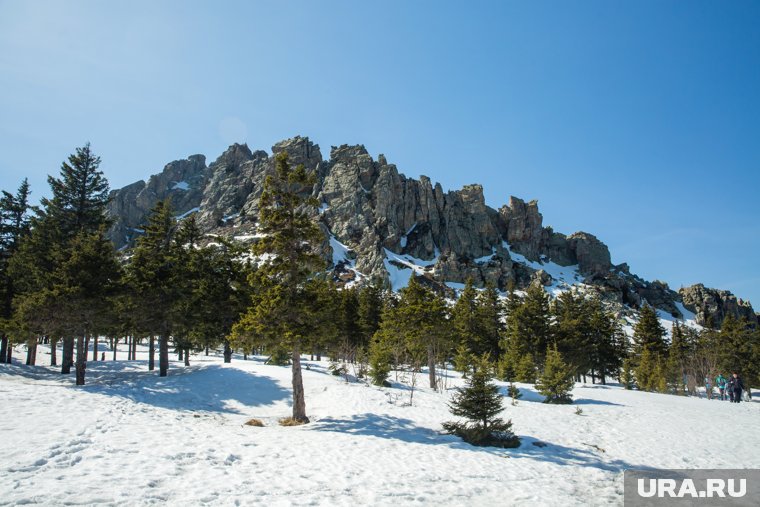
[
  {"xmin": 508, "ymin": 436, "xmax": 656, "ymax": 473},
  {"xmin": 572, "ymin": 398, "xmax": 625, "ymax": 407},
  {"xmin": 313, "ymin": 413, "xmax": 460, "ymax": 447},
  {"xmin": 84, "ymin": 364, "xmax": 290, "ymax": 414}
]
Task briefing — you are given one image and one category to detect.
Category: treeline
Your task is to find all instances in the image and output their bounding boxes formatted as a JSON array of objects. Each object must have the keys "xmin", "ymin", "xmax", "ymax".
[{"xmin": 1, "ymin": 145, "xmax": 758, "ymax": 424}]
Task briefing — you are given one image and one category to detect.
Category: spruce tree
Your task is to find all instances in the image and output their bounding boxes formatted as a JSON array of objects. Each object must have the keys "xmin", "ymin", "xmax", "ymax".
[
  {"xmin": 126, "ymin": 199, "xmax": 178, "ymax": 377},
  {"xmin": 357, "ymin": 281, "xmax": 383, "ymax": 347},
  {"xmin": 536, "ymin": 345, "xmax": 574, "ymax": 403},
  {"xmin": 633, "ymin": 304, "xmax": 667, "ymax": 359},
  {"xmin": 231, "ymin": 152, "xmax": 324, "ymax": 423},
  {"xmin": 394, "ymin": 276, "xmax": 449, "ymax": 390},
  {"xmin": 474, "ymin": 283, "xmax": 503, "ymax": 359},
  {"xmin": 451, "ymin": 278, "xmax": 479, "ymax": 355},
  {"xmin": 368, "ymin": 334, "xmax": 393, "ymax": 386},
  {"xmin": 443, "ymin": 355, "xmax": 519, "ymax": 448},
  {"xmin": 0, "ymin": 179, "xmax": 31, "ymax": 363}
]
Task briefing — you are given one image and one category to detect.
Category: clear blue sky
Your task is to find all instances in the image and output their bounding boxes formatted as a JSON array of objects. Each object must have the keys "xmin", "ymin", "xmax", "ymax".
[{"xmin": 1, "ymin": 0, "xmax": 759, "ymax": 306}]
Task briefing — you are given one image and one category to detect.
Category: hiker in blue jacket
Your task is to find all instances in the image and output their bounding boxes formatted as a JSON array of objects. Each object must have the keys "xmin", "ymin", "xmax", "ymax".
[{"xmin": 715, "ymin": 374, "xmax": 727, "ymax": 401}]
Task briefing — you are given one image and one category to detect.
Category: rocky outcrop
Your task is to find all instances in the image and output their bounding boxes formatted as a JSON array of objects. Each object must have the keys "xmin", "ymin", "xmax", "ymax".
[
  {"xmin": 106, "ymin": 154, "xmax": 208, "ymax": 246},
  {"xmin": 679, "ymin": 284, "xmax": 758, "ymax": 328},
  {"xmin": 106, "ymin": 135, "xmax": 755, "ymax": 329}
]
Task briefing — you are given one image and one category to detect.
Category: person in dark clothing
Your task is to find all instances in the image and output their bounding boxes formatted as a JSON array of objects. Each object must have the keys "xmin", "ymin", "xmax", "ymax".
[{"xmin": 729, "ymin": 372, "xmax": 745, "ymax": 403}]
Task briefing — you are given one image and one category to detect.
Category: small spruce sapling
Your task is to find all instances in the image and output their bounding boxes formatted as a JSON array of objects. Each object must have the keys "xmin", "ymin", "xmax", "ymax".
[{"xmin": 443, "ymin": 355, "xmax": 520, "ymax": 448}]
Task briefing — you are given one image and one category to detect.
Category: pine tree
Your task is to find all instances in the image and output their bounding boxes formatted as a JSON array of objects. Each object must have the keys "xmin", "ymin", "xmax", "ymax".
[
  {"xmin": 394, "ymin": 276, "xmax": 449, "ymax": 390},
  {"xmin": 474, "ymin": 283, "xmax": 503, "ymax": 359},
  {"xmin": 125, "ymin": 199, "xmax": 178, "ymax": 377},
  {"xmin": 10, "ymin": 145, "xmax": 115, "ymax": 379},
  {"xmin": 633, "ymin": 304, "xmax": 667, "ymax": 359},
  {"xmin": 0, "ymin": 179, "xmax": 31, "ymax": 363},
  {"xmin": 443, "ymin": 355, "xmax": 519, "ymax": 448},
  {"xmin": 53, "ymin": 230, "xmax": 121, "ymax": 385},
  {"xmin": 231, "ymin": 152, "xmax": 324, "ymax": 423},
  {"xmin": 536, "ymin": 345, "xmax": 574, "ymax": 403},
  {"xmin": 451, "ymin": 278, "xmax": 479, "ymax": 354},
  {"xmin": 667, "ymin": 321, "xmax": 690, "ymax": 394},
  {"xmin": 357, "ymin": 281, "xmax": 383, "ymax": 347},
  {"xmin": 368, "ymin": 334, "xmax": 393, "ymax": 386},
  {"xmin": 453, "ymin": 343, "xmax": 475, "ymax": 378},
  {"xmin": 39, "ymin": 143, "xmax": 110, "ymax": 237},
  {"xmin": 501, "ymin": 284, "xmax": 552, "ymax": 369}
]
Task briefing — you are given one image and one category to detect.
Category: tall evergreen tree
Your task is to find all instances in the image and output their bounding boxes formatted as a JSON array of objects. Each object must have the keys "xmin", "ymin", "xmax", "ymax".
[
  {"xmin": 231, "ymin": 152, "xmax": 324, "ymax": 423},
  {"xmin": 395, "ymin": 276, "xmax": 450, "ymax": 390},
  {"xmin": 633, "ymin": 304, "xmax": 667, "ymax": 359},
  {"xmin": 38, "ymin": 143, "xmax": 110, "ymax": 237},
  {"xmin": 0, "ymin": 179, "xmax": 31, "ymax": 363},
  {"xmin": 126, "ymin": 199, "xmax": 178, "ymax": 377},
  {"xmin": 474, "ymin": 283, "xmax": 503, "ymax": 359}
]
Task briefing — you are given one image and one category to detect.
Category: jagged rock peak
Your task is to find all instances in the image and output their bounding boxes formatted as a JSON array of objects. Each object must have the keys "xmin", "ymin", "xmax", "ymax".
[{"xmin": 679, "ymin": 284, "xmax": 758, "ymax": 327}]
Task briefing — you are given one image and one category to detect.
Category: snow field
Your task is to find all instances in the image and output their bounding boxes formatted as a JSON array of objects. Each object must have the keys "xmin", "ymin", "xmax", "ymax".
[{"xmin": 1, "ymin": 343, "xmax": 758, "ymax": 506}]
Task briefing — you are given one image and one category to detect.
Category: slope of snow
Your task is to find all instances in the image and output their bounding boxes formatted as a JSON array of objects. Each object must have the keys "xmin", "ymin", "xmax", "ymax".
[
  {"xmin": 175, "ymin": 207, "xmax": 200, "ymax": 220},
  {"xmin": 171, "ymin": 181, "xmax": 190, "ymax": 191},
  {"xmin": 1, "ymin": 344, "xmax": 758, "ymax": 506},
  {"xmin": 383, "ymin": 248, "xmax": 438, "ymax": 291},
  {"xmin": 502, "ymin": 242, "xmax": 583, "ymax": 295}
]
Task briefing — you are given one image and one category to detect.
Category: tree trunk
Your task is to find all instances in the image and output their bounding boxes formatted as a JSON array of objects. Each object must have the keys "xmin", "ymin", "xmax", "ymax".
[
  {"xmin": 6, "ymin": 344, "xmax": 12, "ymax": 364},
  {"xmin": 126, "ymin": 336, "xmax": 131, "ymax": 360},
  {"xmin": 25, "ymin": 342, "xmax": 35, "ymax": 365},
  {"xmin": 0, "ymin": 335, "xmax": 7, "ymax": 364},
  {"xmin": 75, "ymin": 335, "xmax": 86, "ymax": 386},
  {"xmin": 427, "ymin": 344, "xmax": 437, "ymax": 390},
  {"xmin": 50, "ymin": 338, "xmax": 57, "ymax": 366},
  {"xmin": 112, "ymin": 337, "xmax": 117, "ymax": 361},
  {"xmin": 291, "ymin": 343, "xmax": 308, "ymax": 423},
  {"xmin": 159, "ymin": 334, "xmax": 168, "ymax": 377},
  {"xmin": 205, "ymin": 345, "xmax": 209, "ymax": 356},
  {"xmin": 148, "ymin": 336, "xmax": 155, "ymax": 371},
  {"xmin": 85, "ymin": 336, "xmax": 90, "ymax": 360},
  {"xmin": 61, "ymin": 337, "xmax": 73, "ymax": 374},
  {"xmin": 132, "ymin": 336, "xmax": 137, "ymax": 360},
  {"xmin": 223, "ymin": 340, "xmax": 232, "ymax": 363},
  {"xmin": 178, "ymin": 348, "xmax": 183, "ymax": 361},
  {"xmin": 93, "ymin": 336, "xmax": 99, "ymax": 361},
  {"xmin": 184, "ymin": 347, "xmax": 190, "ymax": 366},
  {"xmin": 244, "ymin": 353, "xmax": 248, "ymax": 361}
]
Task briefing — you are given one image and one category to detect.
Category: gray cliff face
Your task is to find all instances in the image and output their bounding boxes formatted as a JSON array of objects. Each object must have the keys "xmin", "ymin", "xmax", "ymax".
[
  {"xmin": 106, "ymin": 154, "xmax": 208, "ymax": 246},
  {"xmin": 679, "ymin": 284, "xmax": 759, "ymax": 327},
  {"xmin": 106, "ymin": 136, "xmax": 755, "ymax": 327}
]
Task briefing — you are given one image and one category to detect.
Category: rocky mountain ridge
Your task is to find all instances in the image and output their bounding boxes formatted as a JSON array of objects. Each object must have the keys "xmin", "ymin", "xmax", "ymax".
[{"xmin": 106, "ymin": 136, "xmax": 758, "ymax": 329}]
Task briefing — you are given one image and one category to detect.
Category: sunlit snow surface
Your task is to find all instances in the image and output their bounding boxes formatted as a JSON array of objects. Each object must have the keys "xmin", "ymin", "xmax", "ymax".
[{"xmin": 1, "ymin": 344, "xmax": 758, "ymax": 506}]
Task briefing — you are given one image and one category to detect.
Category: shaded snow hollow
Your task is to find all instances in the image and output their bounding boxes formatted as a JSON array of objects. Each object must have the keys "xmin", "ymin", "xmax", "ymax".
[{"xmin": 1, "ymin": 343, "xmax": 758, "ymax": 506}]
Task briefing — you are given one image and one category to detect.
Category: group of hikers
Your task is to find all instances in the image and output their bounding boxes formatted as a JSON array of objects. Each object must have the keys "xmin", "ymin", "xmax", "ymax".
[{"xmin": 702, "ymin": 372, "xmax": 747, "ymax": 402}]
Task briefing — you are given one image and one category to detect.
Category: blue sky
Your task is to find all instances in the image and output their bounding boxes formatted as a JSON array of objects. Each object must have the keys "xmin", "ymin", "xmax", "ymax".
[{"xmin": 1, "ymin": 0, "xmax": 759, "ymax": 305}]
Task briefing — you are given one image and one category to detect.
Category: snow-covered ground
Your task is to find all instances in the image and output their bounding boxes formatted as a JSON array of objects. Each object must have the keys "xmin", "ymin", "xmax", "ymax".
[{"xmin": 1, "ymin": 344, "xmax": 758, "ymax": 506}]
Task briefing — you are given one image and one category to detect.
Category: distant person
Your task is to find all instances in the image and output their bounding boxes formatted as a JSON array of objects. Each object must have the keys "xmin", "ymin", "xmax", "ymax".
[
  {"xmin": 715, "ymin": 374, "xmax": 727, "ymax": 401},
  {"xmin": 704, "ymin": 377, "xmax": 712, "ymax": 400},
  {"xmin": 729, "ymin": 372, "xmax": 745, "ymax": 403}
]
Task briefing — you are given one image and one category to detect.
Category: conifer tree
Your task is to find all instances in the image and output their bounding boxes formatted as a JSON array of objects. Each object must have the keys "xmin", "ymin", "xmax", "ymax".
[
  {"xmin": 536, "ymin": 345, "xmax": 574, "ymax": 403},
  {"xmin": 633, "ymin": 304, "xmax": 667, "ymax": 359},
  {"xmin": 0, "ymin": 179, "xmax": 31, "ymax": 363},
  {"xmin": 53, "ymin": 230, "xmax": 121, "ymax": 385},
  {"xmin": 394, "ymin": 276, "xmax": 449, "ymax": 390},
  {"xmin": 667, "ymin": 321, "xmax": 690, "ymax": 394},
  {"xmin": 368, "ymin": 334, "xmax": 393, "ymax": 386},
  {"xmin": 443, "ymin": 354, "xmax": 519, "ymax": 448},
  {"xmin": 231, "ymin": 152, "xmax": 324, "ymax": 423},
  {"xmin": 126, "ymin": 199, "xmax": 178, "ymax": 377},
  {"xmin": 357, "ymin": 281, "xmax": 383, "ymax": 347},
  {"xmin": 474, "ymin": 283, "xmax": 503, "ymax": 359},
  {"xmin": 451, "ymin": 278, "xmax": 479, "ymax": 354}
]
